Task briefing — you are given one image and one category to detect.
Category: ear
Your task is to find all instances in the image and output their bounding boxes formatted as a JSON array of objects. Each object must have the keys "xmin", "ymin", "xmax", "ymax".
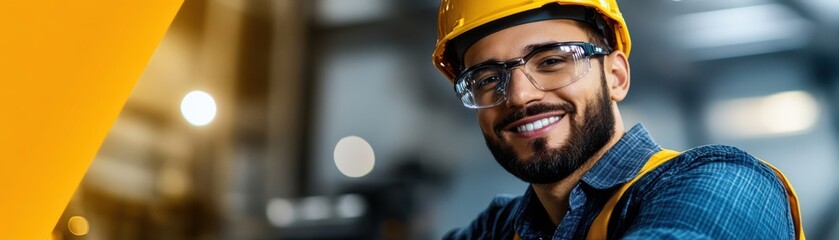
[{"xmin": 605, "ymin": 50, "xmax": 630, "ymax": 102}]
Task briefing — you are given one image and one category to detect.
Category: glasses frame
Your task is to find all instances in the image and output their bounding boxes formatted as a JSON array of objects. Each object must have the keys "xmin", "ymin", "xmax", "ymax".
[{"xmin": 454, "ymin": 42, "xmax": 611, "ymax": 109}]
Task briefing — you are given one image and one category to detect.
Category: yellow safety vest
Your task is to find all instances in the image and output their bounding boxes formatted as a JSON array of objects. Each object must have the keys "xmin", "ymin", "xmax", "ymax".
[
  {"xmin": 513, "ymin": 149, "xmax": 805, "ymax": 239},
  {"xmin": 587, "ymin": 149, "xmax": 805, "ymax": 239}
]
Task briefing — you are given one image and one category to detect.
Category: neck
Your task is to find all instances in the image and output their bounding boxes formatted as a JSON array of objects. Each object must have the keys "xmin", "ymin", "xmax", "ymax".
[{"xmin": 532, "ymin": 106, "xmax": 625, "ymax": 225}]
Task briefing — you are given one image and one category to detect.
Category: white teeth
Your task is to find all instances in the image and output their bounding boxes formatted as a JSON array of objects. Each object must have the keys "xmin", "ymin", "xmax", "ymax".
[{"xmin": 516, "ymin": 116, "xmax": 561, "ymax": 133}]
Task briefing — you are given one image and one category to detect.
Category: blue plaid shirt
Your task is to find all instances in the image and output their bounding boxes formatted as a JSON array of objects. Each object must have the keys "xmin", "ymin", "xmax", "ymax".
[{"xmin": 444, "ymin": 124, "xmax": 795, "ymax": 239}]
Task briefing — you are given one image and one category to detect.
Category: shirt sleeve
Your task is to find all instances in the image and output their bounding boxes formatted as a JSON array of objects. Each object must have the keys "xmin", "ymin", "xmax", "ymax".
[
  {"xmin": 443, "ymin": 194, "xmax": 519, "ymax": 240},
  {"xmin": 621, "ymin": 146, "xmax": 795, "ymax": 240}
]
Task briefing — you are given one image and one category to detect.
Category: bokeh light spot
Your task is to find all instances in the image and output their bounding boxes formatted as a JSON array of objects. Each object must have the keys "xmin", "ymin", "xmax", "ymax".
[
  {"xmin": 299, "ymin": 196, "xmax": 331, "ymax": 220},
  {"xmin": 180, "ymin": 90, "xmax": 217, "ymax": 126},
  {"xmin": 334, "ymin": 136, "xmax": 375, "ymax": 178},
  {"xmin": 336, "ymin": 193, "xmax": 367, "ymax": 218},
  {"xmin": 67, "ymin": 216, "xmax": 89, "ymax": 236},
  {"xmin": 266, "ymin": 198, "xmax": 295, "ymax": 227}
]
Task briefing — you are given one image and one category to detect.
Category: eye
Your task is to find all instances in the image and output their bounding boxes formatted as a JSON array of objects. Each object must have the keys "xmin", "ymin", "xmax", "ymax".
[
  {"xmin": 475, "ymin": 75, "xmax": 502, "ymax": 91},
  {"xmin": 537, "ymin": 56, "xmax": 568, "ymax": 70},
  {"xmin": 467, "ymin": 66, "xmax": 505, "ymax": 92}
]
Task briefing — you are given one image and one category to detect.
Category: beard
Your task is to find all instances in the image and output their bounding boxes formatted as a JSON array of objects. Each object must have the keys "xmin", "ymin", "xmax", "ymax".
[{"xmin": 483, "ymin": 74, "xmax": 616, "ymax": 184}]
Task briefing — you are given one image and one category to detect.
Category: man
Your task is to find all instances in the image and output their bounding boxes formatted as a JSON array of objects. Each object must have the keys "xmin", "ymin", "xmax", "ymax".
[{"xmin": 431, "ymin": 0, "xmax": 804, "ymax": 239}]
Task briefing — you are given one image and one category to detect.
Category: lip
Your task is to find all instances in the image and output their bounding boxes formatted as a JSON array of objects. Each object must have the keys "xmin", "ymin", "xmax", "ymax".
[{"xmin": 503, "ymin": 112, "xmax": 566, "ymax": 139}]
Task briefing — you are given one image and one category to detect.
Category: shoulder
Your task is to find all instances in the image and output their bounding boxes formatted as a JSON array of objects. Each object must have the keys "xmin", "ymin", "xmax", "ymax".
[
  {"xmin": 652, "ymin": 144, "xmax": 789, "ymax": 206},
  {"xmin": 652, "ymin": 145, "xmax": 780, "ymax": 185},
  {"xmin": 624, "ymin": 144, "xmax": 794, "ymax": 239},
  {"xmin": 443, "ymin": 194, "xmax": 522, "ymax": 240},
  {"xmin": 677, "ymin": 144, "xmax": 764, "ymax": 168},
  {"xmin": 680, "ymin": 144, "xmax": 765, "ymax": 166}
]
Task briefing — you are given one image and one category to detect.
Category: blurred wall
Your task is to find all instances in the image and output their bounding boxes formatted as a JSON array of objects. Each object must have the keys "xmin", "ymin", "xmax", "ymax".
[{"xmin": 51, "ymin": 0, "xmax": 839, "ymax": 239}]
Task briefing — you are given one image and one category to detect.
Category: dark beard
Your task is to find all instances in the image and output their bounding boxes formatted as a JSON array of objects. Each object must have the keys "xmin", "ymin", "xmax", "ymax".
[{"xmin": 483, "ymin": 75, "xmax": 615, "ymax": 184}]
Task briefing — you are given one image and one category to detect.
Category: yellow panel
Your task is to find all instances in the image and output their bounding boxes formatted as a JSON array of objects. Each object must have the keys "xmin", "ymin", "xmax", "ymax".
[{"xmin": 0, "ymin": 1, "xmax": 183, "ymax": 239}]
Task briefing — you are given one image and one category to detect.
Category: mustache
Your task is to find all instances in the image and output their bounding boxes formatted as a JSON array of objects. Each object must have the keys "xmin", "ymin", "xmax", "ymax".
[{"xmin": 493, "ymin": 103, "xmax": 575, "ymax": 135}]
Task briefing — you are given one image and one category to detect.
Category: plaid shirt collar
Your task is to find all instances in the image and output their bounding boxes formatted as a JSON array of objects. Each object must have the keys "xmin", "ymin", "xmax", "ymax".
[
  {"xmin": 513, "ymin": 124, "xmax": 661, "ymax": 239},
  {"xmin": 580, "ymin": 124, "xmax": 661, "ymax": 190}
]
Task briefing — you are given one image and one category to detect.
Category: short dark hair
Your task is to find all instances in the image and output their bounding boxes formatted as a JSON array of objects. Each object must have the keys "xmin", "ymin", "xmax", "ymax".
[
  {"xmin": 573, "ymin": 20, "xmax": 614, "ymax": 63},
  {"xmin": 574, "ymin": 20, "xmax": 612, "ymax": 53}
]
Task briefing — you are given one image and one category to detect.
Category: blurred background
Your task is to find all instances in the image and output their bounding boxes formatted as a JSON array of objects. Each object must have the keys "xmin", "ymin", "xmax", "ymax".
[{"xmin": 50, "ymin": 0, "xmax": 839, "ymax": 239}]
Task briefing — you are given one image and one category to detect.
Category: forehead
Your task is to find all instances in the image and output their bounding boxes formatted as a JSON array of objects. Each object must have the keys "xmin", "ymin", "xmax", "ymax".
[{"xmin": 463, "ymin": 19, "xmax": 589, "ymax": 67}]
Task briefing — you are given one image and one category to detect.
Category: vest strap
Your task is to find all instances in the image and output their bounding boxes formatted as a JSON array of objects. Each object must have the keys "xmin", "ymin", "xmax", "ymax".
[
  {"xmin": 586, "ymin": 149, "xmax": 680, "ymax": 240},
  {"xmin": 585, "ymin": 148, "xmax": 806, "ymax": 239}
]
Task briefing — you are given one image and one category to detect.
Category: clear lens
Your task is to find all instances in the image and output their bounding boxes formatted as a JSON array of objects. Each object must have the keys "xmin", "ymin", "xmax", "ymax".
[
  {"xmin": 456, "ymin": 66, "xmax": 507, "ymax": 108},
  {"xmin": 524, "ymin": 45, "xmax": 588, "ymax": 90},
  {"xmin": 455, "ymin": 43, "xmax": 593, "ymax": 109}
]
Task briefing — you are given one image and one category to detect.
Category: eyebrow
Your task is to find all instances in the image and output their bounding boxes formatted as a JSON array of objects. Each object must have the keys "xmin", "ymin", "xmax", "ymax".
[
  {"xmin": 469, "ymin": 41, "xmax": 561, "ymax": 67},
  {"xmin": 521, "ymin": 41, "xmax": 560, "ymax": 56}
]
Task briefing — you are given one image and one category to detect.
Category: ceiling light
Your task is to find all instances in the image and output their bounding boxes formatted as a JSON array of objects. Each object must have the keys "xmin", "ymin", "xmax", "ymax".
[
  {"xmin": 671, "ymin": 4, "xmax": 812, "ymax": 60},
  {"xmin": 707, "ymin": 91, "xmax": 819, "ymax": 138}
]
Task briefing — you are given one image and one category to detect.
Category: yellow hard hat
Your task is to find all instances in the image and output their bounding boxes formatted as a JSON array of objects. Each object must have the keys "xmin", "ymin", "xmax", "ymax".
[{"xmin": 432, "ymin": 0, "xmax": 631, "ymax": 82}]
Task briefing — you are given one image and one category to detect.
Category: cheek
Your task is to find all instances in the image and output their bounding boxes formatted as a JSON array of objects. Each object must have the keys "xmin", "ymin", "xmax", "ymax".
[
  {"xmin": 554, "ymin": 75, "xmax": 602, "ymax": 108},
  {"xmin": 476, "ymin": 110, "xmax": 499, "ymax": 136}
]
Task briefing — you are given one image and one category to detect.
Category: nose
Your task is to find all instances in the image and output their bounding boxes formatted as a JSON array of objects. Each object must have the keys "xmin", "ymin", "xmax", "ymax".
[{"xmin": 505, "ymin": 68, "xmax": 545, "ymax": 108}]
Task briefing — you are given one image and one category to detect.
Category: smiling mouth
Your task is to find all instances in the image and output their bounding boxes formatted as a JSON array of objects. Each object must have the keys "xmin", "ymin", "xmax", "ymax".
[
  {"xmin": 501, "ymin": 112, "xmax": 565, "ymax": 135},
  {"xmin": 493, "ymin": 103, "xmax": 575, "ymax": 138},
  {"xmin": 514, "ymin": 115, "xmax": 561, "ymax": 133}
]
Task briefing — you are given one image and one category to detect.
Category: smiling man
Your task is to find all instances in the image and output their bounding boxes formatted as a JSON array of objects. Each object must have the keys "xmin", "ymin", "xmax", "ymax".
[{"xmin": 432, "ymin": 1, "xmax": 804, "ymax": 239}]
